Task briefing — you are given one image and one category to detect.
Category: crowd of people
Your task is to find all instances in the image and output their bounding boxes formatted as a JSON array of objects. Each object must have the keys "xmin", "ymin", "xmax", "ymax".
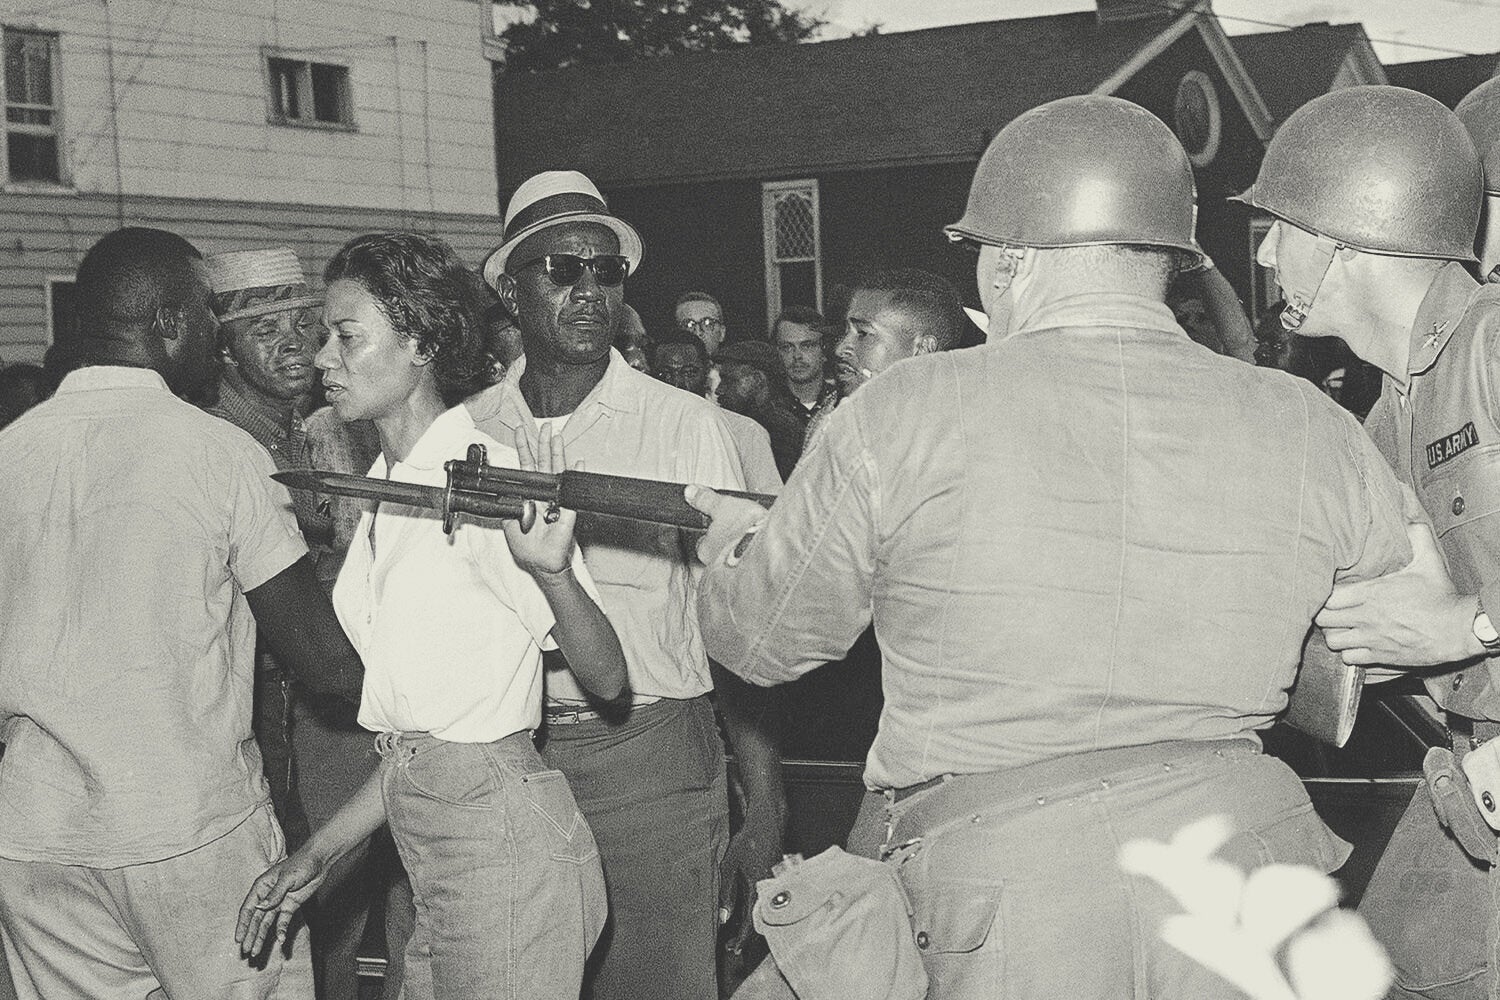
[{"xmin": 2, "ymin": 76, "xmax": 1500, "ymax": 1000}]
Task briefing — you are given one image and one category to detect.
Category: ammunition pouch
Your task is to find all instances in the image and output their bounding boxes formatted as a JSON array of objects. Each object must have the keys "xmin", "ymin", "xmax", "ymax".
[
  {"xmin": 731, "ymin": 846, "xmax": 928, "ymax": 1000},
  {"xmin": 1425, "ymin": 746, "xmax": 1499, "ymax": 865}
]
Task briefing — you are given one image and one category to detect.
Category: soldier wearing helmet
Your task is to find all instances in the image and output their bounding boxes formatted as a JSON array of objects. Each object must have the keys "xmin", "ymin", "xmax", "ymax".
[
  {"xmin": 1261, "ymin": 85, "xmax": 1500, "ymax": 999},
  {"xmin": 682, "ymin": 95, "xmax": 1423, "ymax": 999},
  {"xmin": 1457, "ymin": 75, "xmax": 1500, "ymax": 281}
]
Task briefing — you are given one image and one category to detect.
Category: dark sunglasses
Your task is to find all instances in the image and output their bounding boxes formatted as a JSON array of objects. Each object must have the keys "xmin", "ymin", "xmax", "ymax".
[{"xmin": 513, "ymin": 253, "xmax": 630, "ymax": 287}]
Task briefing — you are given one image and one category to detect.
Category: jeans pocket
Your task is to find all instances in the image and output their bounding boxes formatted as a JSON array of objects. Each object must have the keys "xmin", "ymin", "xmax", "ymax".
[
  {"xmin": 520, "ymin": 769, "xmax": 600, "ymax": 865},
  {"xmin": 399, "ymin": 744, "xmax": 496, "ymax": 811}
]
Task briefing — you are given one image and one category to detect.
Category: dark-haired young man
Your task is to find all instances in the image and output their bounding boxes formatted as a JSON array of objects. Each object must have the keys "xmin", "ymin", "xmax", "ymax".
[
  {"xmin": 0, "ymin": 228, "xmax": 362, "ymax": 999},
  {"xmin": 834, "ymin": 267, "xmax": 967, "ymax": 398},
  {"xmin": 772, "ymin": 306, "xmax": 834, "ymax": 425},
  {"xmin": 803, "ymin": 268, "xmax": 968, "ymax": 453}
]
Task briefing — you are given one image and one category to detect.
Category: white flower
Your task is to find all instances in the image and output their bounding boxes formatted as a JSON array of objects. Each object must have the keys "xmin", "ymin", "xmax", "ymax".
[{"xmin": 1119, "ymin": 815, "xmax": 1392, "ymax": 1000}]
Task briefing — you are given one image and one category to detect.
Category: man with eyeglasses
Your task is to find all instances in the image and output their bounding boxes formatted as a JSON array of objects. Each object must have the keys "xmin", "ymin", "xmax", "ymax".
[
  {"xmin": 468, "ymin": 170, "xmax": 782, "ymax": 1000},
  {"xmin": 676, "ymin": 291, "xmax": 728, "ymax": 357}
]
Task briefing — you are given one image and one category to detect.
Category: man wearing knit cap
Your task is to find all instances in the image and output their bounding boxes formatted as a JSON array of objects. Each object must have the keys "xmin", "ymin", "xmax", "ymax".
[
  {"xmin": 713, "ymin": 340, "xmax": 804, "ymax": 480},
  {"xmin": 469, "ymin": 169, "xmax": 782, "ymax": 1000}
]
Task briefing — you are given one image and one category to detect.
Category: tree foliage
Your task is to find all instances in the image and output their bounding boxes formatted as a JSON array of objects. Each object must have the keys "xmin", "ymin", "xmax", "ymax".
[{"xmin": 494, "ymin": 0, "xmax": 827, "ymax": 73}]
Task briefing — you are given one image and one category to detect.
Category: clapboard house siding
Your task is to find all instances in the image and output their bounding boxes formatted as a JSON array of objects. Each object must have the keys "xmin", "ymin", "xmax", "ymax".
[
  {"xmin": 0, "ymin": 190, "xmax": 502, "ymax": 363},
  {"xmin": 0, "ymin": 0, "xmax": 500, "ymax": 364}
]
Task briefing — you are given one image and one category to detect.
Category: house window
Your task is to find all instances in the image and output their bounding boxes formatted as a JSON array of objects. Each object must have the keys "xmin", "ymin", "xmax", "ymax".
[
  {"xmin": 3, "ymin": 28, "xmax": 62, "ymax": 184},
  {"xmin": 46, "ymin": 277, "xmax": 75, "ymax": 344},
  {"xmin": 267, "ymin": 55, "xmax": 353, "ymax": 127},
  {"xmin": 762, "ymin": 180, "xmax": 822, "ymax": 329}
]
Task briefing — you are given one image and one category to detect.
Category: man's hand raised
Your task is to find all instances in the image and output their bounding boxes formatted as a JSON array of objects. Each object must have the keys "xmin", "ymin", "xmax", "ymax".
[{"xmin": 1317, "ymin": 521, "xmax": 1484, "ymax": 667}]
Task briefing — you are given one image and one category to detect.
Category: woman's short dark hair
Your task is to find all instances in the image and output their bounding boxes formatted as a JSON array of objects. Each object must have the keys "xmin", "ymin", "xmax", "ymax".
[{"xmin": 324, "ymin": 232, "xmax": 489, "ymax": 405}]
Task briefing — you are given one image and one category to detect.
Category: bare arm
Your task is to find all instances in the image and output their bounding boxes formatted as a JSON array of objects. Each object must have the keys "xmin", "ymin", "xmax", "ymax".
[
  {"xmin": 505, "ymin": 427, "xmax": 628, "ymax": 702},
  {"xmin": 530, "ymin": 563, "xmax": 628, "ymax": 701},
  {"xmin": 245, "ymin": 555, "xmax": 363, "ymax": 702},
  {"xmin": 236, "ymin": 769, "xmax": 386, "ymax": 957},
  {"xmin": 1317, "ymin": 520, "xmax": 1484, "ymax": 667},
  {"xmin": 712, "ymin": 661, "xmax": 787, "ymax": 968}
]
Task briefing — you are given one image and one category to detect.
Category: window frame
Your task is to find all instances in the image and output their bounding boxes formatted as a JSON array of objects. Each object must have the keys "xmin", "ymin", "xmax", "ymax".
[
  {"xmin": 44, "ymin": 274, "xmax": 75, "ymax": 345},
  {"xmin": 2, "ymin": 26, "xmax": 66, "ymax": 188},
  {"xmin": 761, "ymin": 179, "xmax": 824, "ymax": 331},
  {"xmin": 262, "ymin": 50, "xmax": 356, "ymax": 131}
]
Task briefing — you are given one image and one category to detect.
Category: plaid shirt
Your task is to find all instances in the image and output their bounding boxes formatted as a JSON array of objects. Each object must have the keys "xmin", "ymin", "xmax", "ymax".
[{"xmin": 205, "ymin": 377, "xmax": 333, "ymax": 552}]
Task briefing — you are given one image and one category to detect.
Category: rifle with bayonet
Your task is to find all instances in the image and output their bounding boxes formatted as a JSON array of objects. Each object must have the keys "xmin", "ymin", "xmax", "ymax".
[{"xmin": 274, "ymin": 443, "xmax": 776, "ymax": 534}]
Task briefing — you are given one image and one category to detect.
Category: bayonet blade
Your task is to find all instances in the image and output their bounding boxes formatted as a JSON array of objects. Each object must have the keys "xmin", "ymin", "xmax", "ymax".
[{"xmin": 274, "ymin": 470, "xmax": 448, "ymax": 512}]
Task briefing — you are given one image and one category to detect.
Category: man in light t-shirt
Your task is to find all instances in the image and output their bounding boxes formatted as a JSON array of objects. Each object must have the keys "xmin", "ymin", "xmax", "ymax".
[{"xmin": 0, "ymin": 227, "xmax": 362, "ymax": 1000}]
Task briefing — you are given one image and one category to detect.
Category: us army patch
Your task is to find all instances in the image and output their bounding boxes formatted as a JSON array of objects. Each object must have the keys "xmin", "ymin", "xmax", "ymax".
[{"xmin": 1427, "ymin": 422, "xmax": 1480, "ymax": 469}]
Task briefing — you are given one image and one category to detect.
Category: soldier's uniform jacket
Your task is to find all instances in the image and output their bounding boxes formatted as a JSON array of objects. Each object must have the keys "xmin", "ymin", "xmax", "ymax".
[{"xmin": 1364, "ymin": 261, "xmax": 1500, "ymax": 720}]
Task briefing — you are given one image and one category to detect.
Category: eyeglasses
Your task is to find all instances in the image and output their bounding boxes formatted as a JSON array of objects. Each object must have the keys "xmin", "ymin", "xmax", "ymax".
[
  {"xmin": 679, "ymin": 316, "xmax": 725, "ymax": 335},
  {"xmin": 513, "ymin": 253, "xmax": 630, "ymax": 287}
]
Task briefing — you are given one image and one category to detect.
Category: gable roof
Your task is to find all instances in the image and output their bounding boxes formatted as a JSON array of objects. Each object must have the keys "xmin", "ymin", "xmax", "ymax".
[
  {"xmin": 1229, "ymin": 23, "xmax": 1378, "ymax": 124},
  {"xmin": 1387, "ymin": 53, "xmax": 1500, "ymax": 108},
  {"xmin": 494, "ymin": 10, "xmax": 1180, "ymax": 189}
]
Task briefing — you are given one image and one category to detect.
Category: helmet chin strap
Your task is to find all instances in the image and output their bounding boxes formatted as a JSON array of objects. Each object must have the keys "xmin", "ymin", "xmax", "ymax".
[{"xmin": 1279, "ymin": 234, "xmax": 1340, "ymax": 333}]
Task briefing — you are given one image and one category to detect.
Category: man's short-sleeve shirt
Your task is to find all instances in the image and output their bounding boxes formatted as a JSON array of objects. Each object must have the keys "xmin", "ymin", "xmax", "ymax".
[
  {"xmin": 0, "ymin": 366, "xmax": 306, "ymax": 866},
  {"xmin": 466, "ymin": 349, "xmax": 744, "ymax": 701}
]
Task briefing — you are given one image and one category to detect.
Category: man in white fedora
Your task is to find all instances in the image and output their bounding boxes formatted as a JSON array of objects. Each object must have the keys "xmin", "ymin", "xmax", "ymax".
[{"xmin": 469, "ymin": 170, "xmax": 784, "ymax": 1000}]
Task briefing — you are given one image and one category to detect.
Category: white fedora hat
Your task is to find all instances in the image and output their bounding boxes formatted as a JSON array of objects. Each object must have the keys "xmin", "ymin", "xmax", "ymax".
[{"xmin": 481, "ymin": 170, "xmax": 643, "ymax": 289}]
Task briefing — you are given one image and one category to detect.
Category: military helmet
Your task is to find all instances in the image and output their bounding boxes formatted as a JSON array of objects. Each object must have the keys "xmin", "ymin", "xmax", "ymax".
[
  {"xmin": 945, "ymin": 95, "xmax": 1202, "ymax": 261},
  {"xmin": 1456, "ymin": 76, "xmax": 1500, "ymax": 197},
  {"xmin": 1237, "ymin": 86, "xmax": 1481, "ymax": 261}
]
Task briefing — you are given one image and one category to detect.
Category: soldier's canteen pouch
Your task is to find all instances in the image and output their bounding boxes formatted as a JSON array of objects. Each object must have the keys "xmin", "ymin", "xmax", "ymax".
[{"xmin": 746, "ymin": 846, "xmax": 928, "ymax": 1000}]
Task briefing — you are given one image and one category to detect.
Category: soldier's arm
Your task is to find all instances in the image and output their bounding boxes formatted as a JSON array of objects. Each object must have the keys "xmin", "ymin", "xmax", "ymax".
[{"xmin": 1315, "ymin": 415, "xmax": 1485, "ymax": 668}]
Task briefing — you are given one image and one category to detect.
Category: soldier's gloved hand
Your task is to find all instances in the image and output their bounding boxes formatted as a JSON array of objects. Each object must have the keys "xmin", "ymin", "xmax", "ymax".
[
  {"xmin": 1317, "ymin": 521, "xmax": 1483, "ymax": 667},
  {"xmin": 684, "ymin": 485, "xmax": 768, "ymax": 567}
]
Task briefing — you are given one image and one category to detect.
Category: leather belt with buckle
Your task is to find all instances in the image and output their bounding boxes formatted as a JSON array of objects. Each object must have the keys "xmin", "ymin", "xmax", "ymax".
[
  {"xmin": 889, "ymin": 773, "xmax": 955, "ymax": 803},
  {"xmin": 544, "ymin": 706, "xmax": 603, "ymax": 726}
]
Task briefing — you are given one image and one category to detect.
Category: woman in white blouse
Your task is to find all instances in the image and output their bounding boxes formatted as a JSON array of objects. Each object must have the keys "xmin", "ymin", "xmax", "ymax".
[{"xmin": 236, "ymin": 232, "xmax": 627, "ymax": 1000}]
